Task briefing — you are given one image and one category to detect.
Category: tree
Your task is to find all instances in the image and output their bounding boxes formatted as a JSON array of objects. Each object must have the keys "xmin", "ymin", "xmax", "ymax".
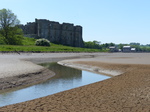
[
  {"xmin": 84, "ymin": 40, "xmax": 102, "ymax": 49},
  {"xmin": 0, "ymin": 8, "xmax": 23, "ymax": 45}
]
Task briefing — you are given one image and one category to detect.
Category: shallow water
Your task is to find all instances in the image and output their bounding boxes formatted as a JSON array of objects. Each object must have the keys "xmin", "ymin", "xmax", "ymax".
[{"xmin": 0, "ymin": 62, "xmax": 110, "ymax": 107}]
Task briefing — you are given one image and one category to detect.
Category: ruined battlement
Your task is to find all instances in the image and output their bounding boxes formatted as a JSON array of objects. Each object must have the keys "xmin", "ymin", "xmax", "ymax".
[{"xmin": 19, "ymin": 19, "xmax": 84, "ymax": 47}]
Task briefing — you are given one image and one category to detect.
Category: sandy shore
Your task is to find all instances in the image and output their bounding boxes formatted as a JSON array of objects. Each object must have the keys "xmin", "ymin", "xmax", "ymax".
[{"xmin": 0, "ymin": 53, "xmax": 150, "ymax": 111}]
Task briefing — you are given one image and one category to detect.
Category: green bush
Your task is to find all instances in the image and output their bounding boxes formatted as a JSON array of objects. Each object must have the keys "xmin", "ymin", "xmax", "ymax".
[
  {"xmin": 35, "ymin": 38, "xmax": 50, "ymax": 46},
  {"xmin": 0, "ymin": 37, "xmax": 6, "ymax": 45}
]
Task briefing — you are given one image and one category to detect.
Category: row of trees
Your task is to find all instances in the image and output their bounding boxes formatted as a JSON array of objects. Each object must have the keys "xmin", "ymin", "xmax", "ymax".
[
  {"xmin": 0, "ymin": 8, "xmax": 23, "ymax": 45},
  {"xmin": 84, "ymin": 40, "xmax": 115, "ymax": 50}
]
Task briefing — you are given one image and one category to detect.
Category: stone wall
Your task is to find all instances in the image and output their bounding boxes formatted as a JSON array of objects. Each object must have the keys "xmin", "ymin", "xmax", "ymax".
[{"xmin": 19, "ymin": 19, "xmax": 84, "ymax": 47}]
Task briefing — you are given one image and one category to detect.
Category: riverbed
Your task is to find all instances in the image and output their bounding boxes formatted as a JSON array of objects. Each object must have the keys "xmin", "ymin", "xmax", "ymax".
[
  {"xmin": 0, "ymin": 53, "xmax": 150, "ymax": 112},
  {"xmin": 0, "ymin": 62, "xmax": 110, "ymax": 107}
]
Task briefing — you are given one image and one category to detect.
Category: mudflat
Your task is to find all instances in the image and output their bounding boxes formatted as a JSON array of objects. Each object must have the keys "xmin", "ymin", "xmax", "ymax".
[{"xmin": 0, "ymin": 53, "xmax": 150, "ymax": 112}]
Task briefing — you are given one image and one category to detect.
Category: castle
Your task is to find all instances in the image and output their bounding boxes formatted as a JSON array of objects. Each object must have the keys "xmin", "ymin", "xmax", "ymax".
[{"xmin": 19, "ymin": 19, "xmax": 84, "ymax": 47}]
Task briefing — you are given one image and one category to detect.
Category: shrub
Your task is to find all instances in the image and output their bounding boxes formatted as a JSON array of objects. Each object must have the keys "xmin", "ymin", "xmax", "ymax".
[{"xmin": 35, "ymin": 38, "xmax": 50, "ymax": 46}]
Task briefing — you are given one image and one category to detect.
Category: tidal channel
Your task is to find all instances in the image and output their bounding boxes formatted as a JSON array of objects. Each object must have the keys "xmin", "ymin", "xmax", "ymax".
[{"xmin": 0, "ymin": 62, "xmax": 110, "ymax": 107}]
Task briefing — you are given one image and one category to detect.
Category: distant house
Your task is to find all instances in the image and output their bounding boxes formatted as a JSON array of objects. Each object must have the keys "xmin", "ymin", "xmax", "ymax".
[
  {"xmin": 122, "ymin": 46, "xmax": 131, "ymax": 52},
  {"xmin": 109, "ymin": 46, "xmax": 136, "ymax": 52},
  {"xmin": 109, "ymin": 46, "xmax": 118, "ymax": 52},
  {"xmin": 122, "ymin": 46, "xmax": 136, "ymax": 52}
]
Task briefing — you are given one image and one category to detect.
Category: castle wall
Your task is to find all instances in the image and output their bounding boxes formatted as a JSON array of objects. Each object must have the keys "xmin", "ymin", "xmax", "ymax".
[
  {"xmin": 61, "ymin": 23, "xmax": 74, "ymax": 46},
  {"xmin": 74, "ymin": 26, "xmax": 83, "ymax": 47},
  {"xmin": 49, "ymin": 21, "xmax": 61, "ymax": 43},
  {"xmin": 36, "ymin": 19, "xmax": 50, "ymax": 39},
  {"xmin": 19, "ymin": 19, "xmax": 84, "ymax": 47}
]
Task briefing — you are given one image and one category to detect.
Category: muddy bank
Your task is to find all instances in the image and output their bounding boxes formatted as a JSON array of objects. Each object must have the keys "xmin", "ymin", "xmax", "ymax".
[
  {"xmin": 0, "ymin": 68, "xmax": 55, "ymax": 93},
  {"xmin": 58, "ymin": 61, "xmax": 124, "ymax": 77},
  {"xmin": 0, "ymin": 53, "xmax": 150, "ymax": 112}
]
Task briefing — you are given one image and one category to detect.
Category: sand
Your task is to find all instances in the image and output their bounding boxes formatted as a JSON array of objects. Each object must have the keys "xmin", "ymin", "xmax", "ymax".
[{"xmin": 0, "ymin": 53, "xmax": 150, "ymax": 112}]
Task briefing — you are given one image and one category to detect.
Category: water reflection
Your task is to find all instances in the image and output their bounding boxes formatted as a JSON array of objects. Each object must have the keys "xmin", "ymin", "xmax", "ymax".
[
  {"xmin": 0, "ymin": 63, "xmax": 110, "ymax": 107},
  {"xmin": 41, "ymin": 62, "xmax": 82, "ymax": 82}
]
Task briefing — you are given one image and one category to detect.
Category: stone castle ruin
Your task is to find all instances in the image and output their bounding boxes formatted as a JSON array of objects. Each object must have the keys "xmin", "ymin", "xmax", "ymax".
[{"xmin": 19, "ymin": 19, "xmax": 84, "ymax": 47}]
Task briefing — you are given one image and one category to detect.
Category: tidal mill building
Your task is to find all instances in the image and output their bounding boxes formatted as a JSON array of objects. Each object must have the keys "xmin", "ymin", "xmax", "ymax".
[{"xmin": 19, "ymin": 19, "xmax": 84, "ymax": 47}]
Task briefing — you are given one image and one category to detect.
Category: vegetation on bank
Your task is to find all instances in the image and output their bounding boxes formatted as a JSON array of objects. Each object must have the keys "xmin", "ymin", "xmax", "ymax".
[
  {"xmin": 84, "ymin": 41, "xmax": 115, "ymax": 50},
  {"xmin": 0, "ymin": 37, "xmax": 108, "ymax": 52}
]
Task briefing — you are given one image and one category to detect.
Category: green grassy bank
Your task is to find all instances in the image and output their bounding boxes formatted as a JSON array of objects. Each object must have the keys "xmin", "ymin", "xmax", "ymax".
[{"xmin": 0, "ymin": 37, "xmax": 108, "ymax": 52}]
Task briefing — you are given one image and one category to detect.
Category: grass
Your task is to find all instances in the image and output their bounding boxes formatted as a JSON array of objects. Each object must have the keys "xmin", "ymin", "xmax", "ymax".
[
  {"xmin": 0, "ymin": 37, "xmax": 108, "ymax": 52},
  {"xmin": 22, "ymin": 37, "xmax": 36, "ymax": 45}
]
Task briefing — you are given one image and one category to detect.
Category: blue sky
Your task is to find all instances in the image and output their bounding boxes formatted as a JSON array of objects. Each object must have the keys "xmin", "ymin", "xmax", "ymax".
[{"xmin": 1, "ymin": 0, "xmax": 150, "ymax": 44}]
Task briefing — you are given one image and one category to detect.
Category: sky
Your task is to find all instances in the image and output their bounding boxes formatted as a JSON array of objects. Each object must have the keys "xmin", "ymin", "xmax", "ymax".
[{"xmin": 1, "ymin": 0, "xmax": 150, "ymax": 44}]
